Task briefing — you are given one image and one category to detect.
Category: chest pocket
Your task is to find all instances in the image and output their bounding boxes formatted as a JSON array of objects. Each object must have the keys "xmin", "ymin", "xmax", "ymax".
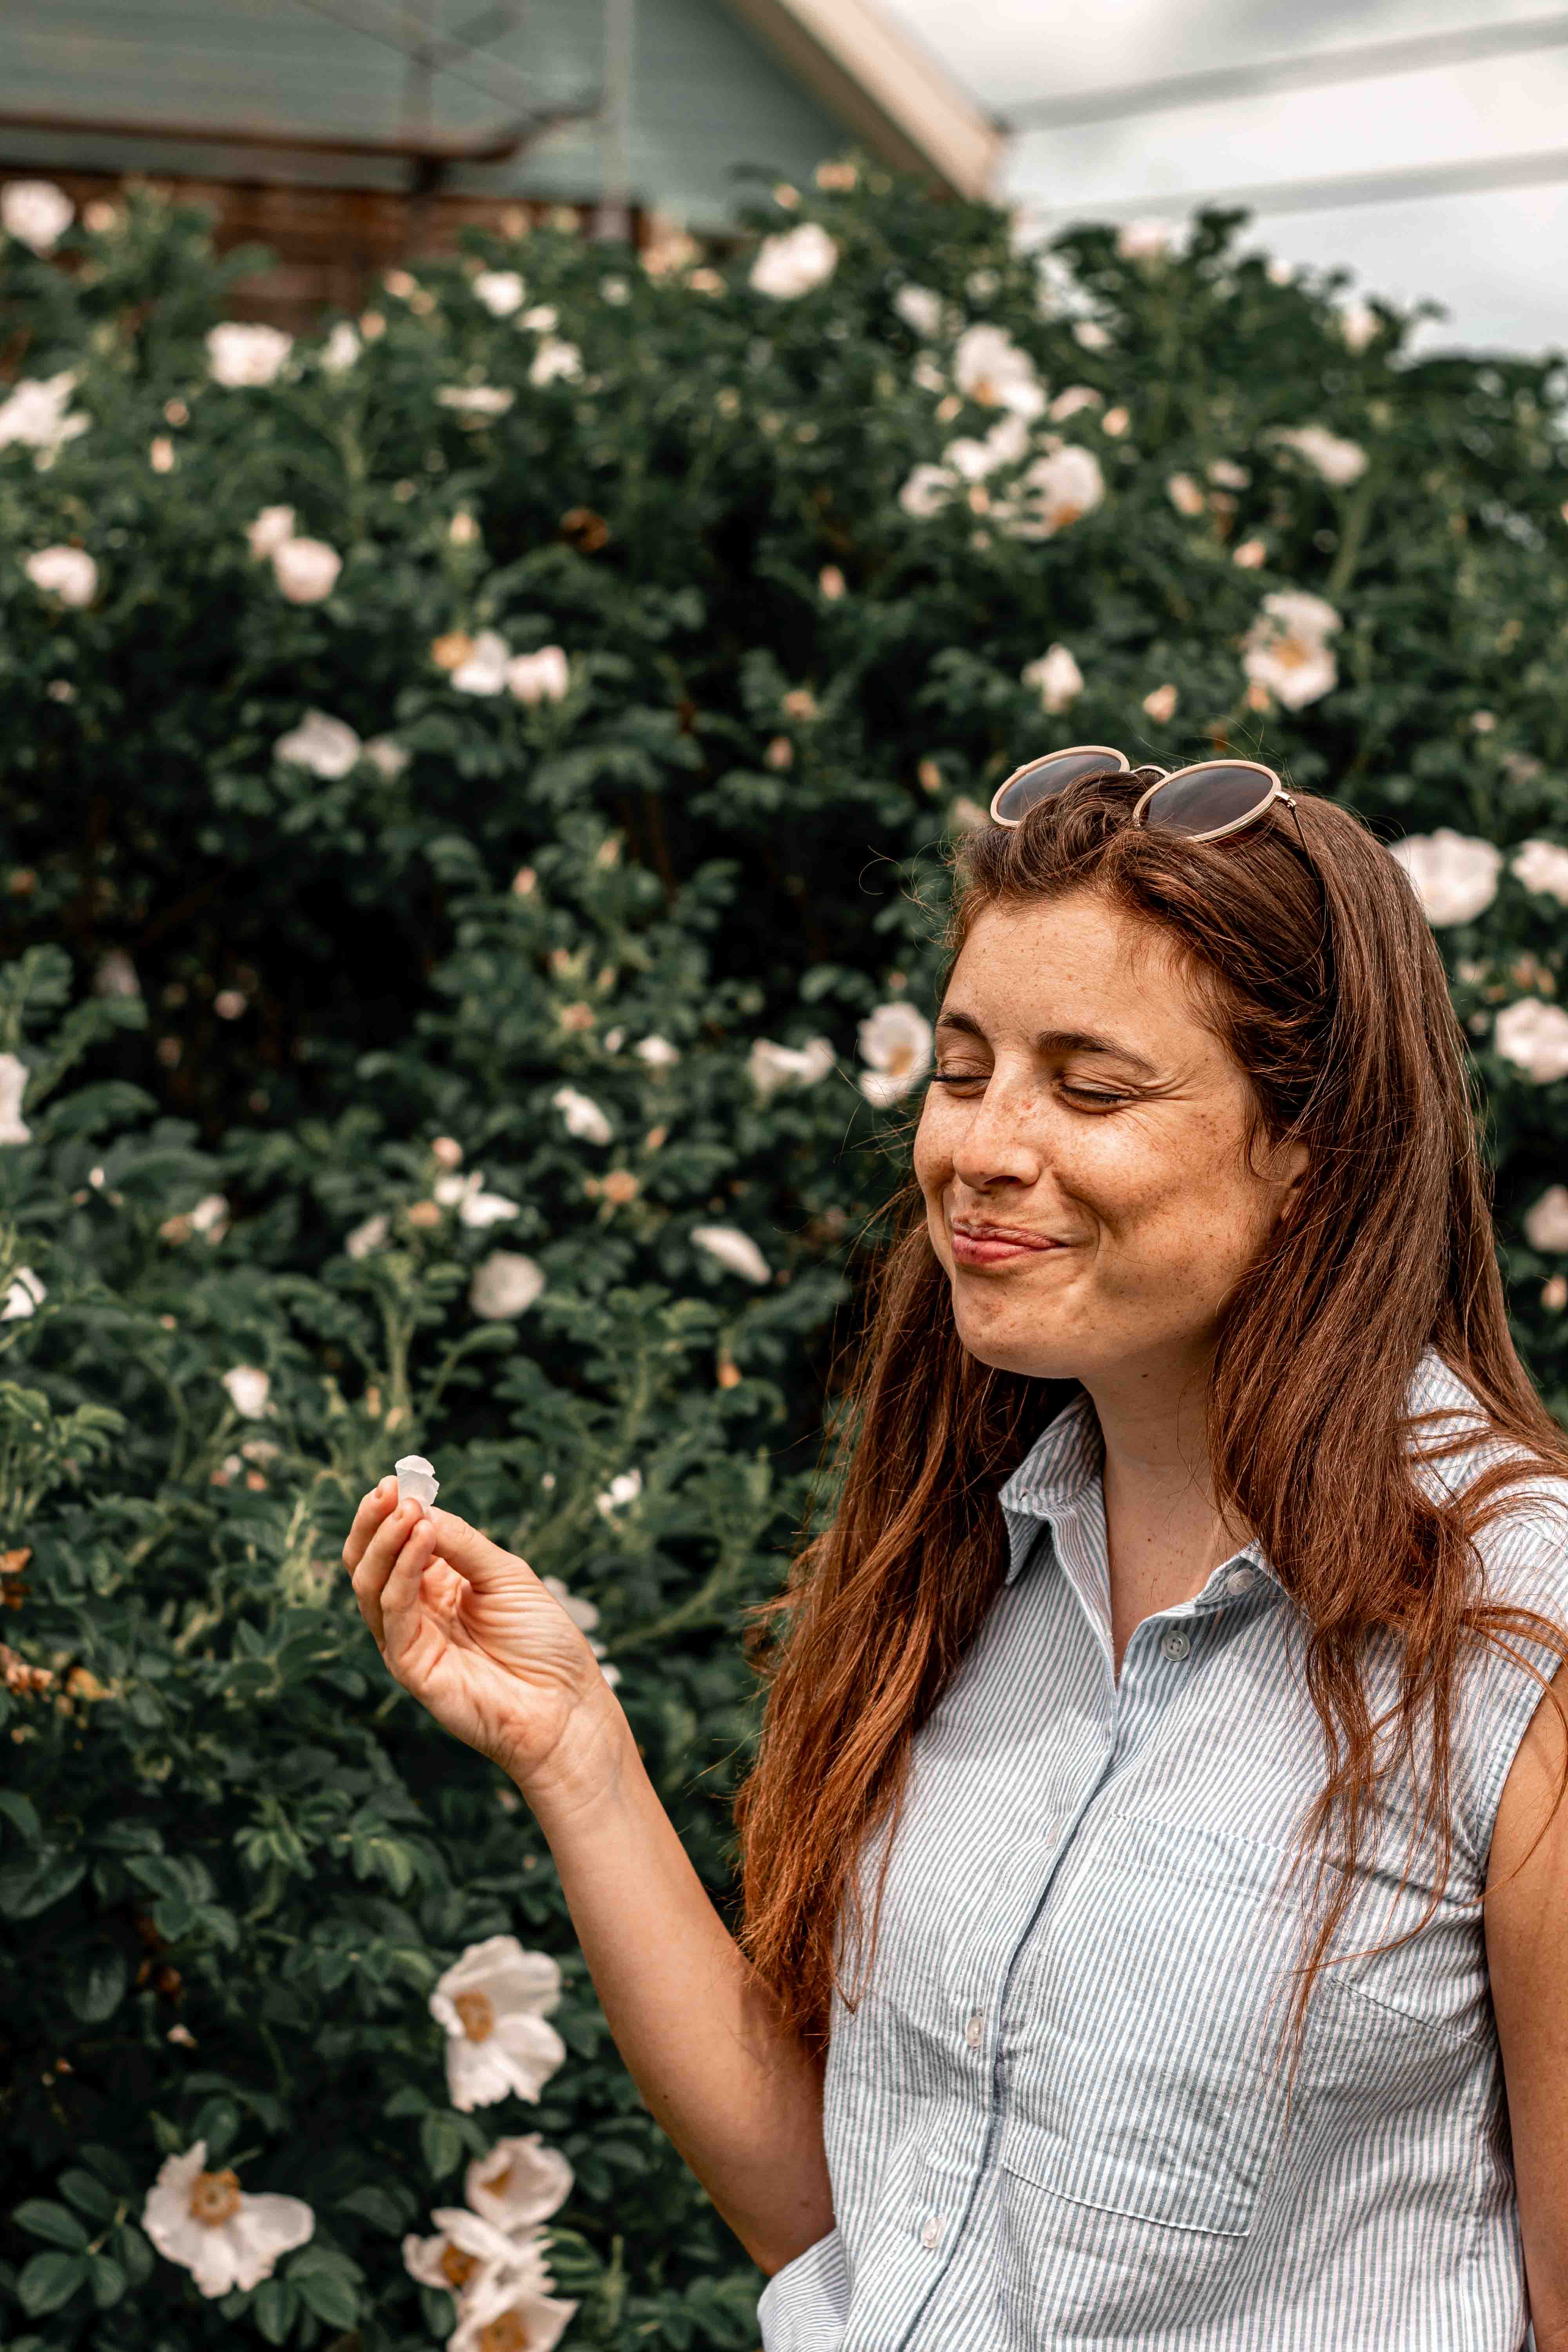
[{"xmin": 997, "ymin": 1809, "xmax": 1308, "ymax": 2239}]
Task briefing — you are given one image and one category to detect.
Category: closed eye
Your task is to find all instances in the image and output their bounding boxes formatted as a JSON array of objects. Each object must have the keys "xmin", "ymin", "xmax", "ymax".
[{"xmin": 929, "ymin": 1073, "xmax": 1131, "ymax": 1107}]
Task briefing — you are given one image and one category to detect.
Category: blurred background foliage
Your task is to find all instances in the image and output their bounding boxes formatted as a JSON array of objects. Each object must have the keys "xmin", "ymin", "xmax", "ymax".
[{"xmin": 2, "ymin": 160, "xmax": 1568, "ymax": 2349}]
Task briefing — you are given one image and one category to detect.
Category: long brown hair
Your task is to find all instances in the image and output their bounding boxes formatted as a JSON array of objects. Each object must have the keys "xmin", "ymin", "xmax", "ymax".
[{"xmin": 733, "ymin": 766, "xmax": 1568, "ymax": 2073}]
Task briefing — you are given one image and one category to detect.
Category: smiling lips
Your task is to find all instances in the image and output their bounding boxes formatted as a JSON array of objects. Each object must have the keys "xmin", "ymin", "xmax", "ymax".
[{"xmin": 951, "ymin": 1221, "xmax": 1068, "ymax": 1263}]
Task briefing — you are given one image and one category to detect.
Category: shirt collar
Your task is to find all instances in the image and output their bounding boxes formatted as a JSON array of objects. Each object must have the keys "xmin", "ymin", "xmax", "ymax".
[{"xmin": 995, "ymin": 1345, "xmax": 1483, "ymax": 1597}]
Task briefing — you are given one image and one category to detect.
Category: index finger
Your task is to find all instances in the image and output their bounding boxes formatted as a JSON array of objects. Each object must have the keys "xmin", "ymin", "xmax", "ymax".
[{"xmin": 341, "ymin": 1476, "xmax": 397, "ymax": 1572}]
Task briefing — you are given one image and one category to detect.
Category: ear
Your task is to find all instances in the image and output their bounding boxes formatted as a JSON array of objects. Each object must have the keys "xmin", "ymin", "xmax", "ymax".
[{"xmin": 1273, "ymin": 1139, "xmax": 1310, "ymax": 1229}]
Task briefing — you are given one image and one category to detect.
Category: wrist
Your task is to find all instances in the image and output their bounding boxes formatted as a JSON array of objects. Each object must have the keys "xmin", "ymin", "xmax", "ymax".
[{"xmin": 507, "ymin": 1681, "xmax": 639, "ymax": 1840}]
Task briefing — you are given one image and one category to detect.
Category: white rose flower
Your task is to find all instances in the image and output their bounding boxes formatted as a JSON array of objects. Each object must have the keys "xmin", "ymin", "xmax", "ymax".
[
  {"xmin": 1525, "ymin": 1186, "xmax": 1568, "ymax": 1252},
  {"xmin": 430, "ymin": 1935, "xmax": 568, "ymax": 2111},
  {"xmin": 0, "ymin": 372, "xmax": 89, "ymax": 459},
  {"xmin": 893, "ymin": 283, "xmax": 944, "ymax": 338},
  {"xmin": 1240, "ymin": 589, "xmax": 1341, "ymax": 711},
  {"xmin": 1494, "ymin": 999, "xmax": 1568, "ymax": 1085},
  {"xmin": 272, "ymin": 538, "xmax": 341, "ymax": 603},
  {"xmin": 750, "ymin": 221, "xmax": 838, "ymax": 298},
  {"xmin": 747, "ymin": 1036, "xmax": 835, "ymax": 1098},
  {"xmin": 594, "ymin": 1468, "xmax": 642, "ymax": 1518},
  {"xmin": 1166, "ymin": 472, "xmax": 1207, "ymax": 518},
  {"xmin": 521, "ymin": 305, "xmax": 559, "ymax": 333},
  {"xmin": 437, "ymin": 384, "xmax": 515, "ymax": 419},
  {"xmin": 320, "ymin": 321, "xmax": 361, "ymax": 372},
  {"xmin": 1340, "ymin": 301, "xmax": 1380, "ymax": 352},
  {"xmin": 552, "ymin": 1085, "xmax": 612, "ymax": 1145},
  {"xmin": 1208, "ymin": 458, "xmax": 1250, "ymax": 489},
  {"xmin": 452, "ymin": 630, "xmax": 512, "ymax": 695},
  {"xmin": 996, "ymin": 444, "xmax": 1105, "ymax": 539},
  {"xmin": 1073, "ymin": 319, "xmax": 1111, "ymax": 351},
  {"xmin": 0, "ymin": 1053, "xmax": 30, "ymax": 1146},
  {"xmin": 506, "ymin": 646, "xmax": 570, "ymax": 704},
  {"xmin": 691, "ymin": 1224, "xmax": 771, "ymax": 1284},
  {"xmin": 364, "ymin": 735, "xmax": 409, "ymax": 779},
  {"xmin": 858, "ymin": 1002, "xmax": 933, "ymax": 1105},
  {"xmin": 898, "ymin": 463, "xmax": 957, "ymax": 519},
  {"xmin": 1388, "ymin": 829, "xmax": 1502, "ymax": 927},
  {"xmin": 1022, "ymin": 642, "xmax": 1083, "ymax": 713},
  {"xmin": 2, "ymin": 180, "xmax": 73, "ymax": 254},
  {"xmin": 93, "ymin": 948, "xmax": 140, "ymax": 998},
  {"xmin": 345, "ymin": 1212, "xmax": 389, "ymax": 1258},
  {"xmin": 1511, "ymin": 840, "xmax": 1568, "ymax": 906},
  {"xmin": 246, "ymin": 505, "xmax": 296, "ymax": 559},
  {"xmin": 633, "ymin": 1035, "xmax": 679, "ymax": 1068},
  {"xmin": 952, "ymin": 323, "xmax": 1045, "ymax": 419},
  {"xmin": 190, "ymin": 1193, "xmax": 229, "ymax": 1242},
  {"xmin": 435, "ymin": 1170, "xmax": 521, "ymax": 1228},
  {"xmin": 403, "ymin": 2205, "xmax": 553, "ymax": 2303},
  {"xmin": 470, "ymin": 1251, "xmax": 545, "ymax": 1318},
  {"xmin": 142, "ymin": 2141, "xmax": 313, "ymax": 2298},
  {"xmin": 1, "ymin": 1267, "xmax": 45, "ymax": 1320},
  {"xmin": 25, "ymin": 546, "xmax": 97, "ymax": 606},
  {"xmin": 474, "ymin": 269, "xmax": 525, "ymax": 317},
  {"xmin": 1272, "ymin": 425, "xmax": 1368, "ymax": 487},
  {"xmin": 465, "ymin": 2134, "xmax": 574, "ymax": 2232},
  {"xmin": 1048, "ymin": 386, "xmax": 1102, "ymax": 422},
  {"xmin": 1143, "ymin": 682, "xmax": 1180, "ymax": 723},
  {"xmin": 1116, "ymin": 216, "xmax": 1176, "ymax": 261},
  {"xmin": 221, "ymin": 1365, "xmax": 272, "ymax": 1419},
  {"xmin": 451, "ymin": 2274, "xmax": 578, "ymax": 2352},
  {"xmin": 274, "ymin": 710, "xmax": 361, "ymax": 778},
  {"xmin": 206, "ymin": 323, "xmax": 293, "ymax": 388},
  {"xmin": 944, "ymin": 412, "xmax": 1030, "ymax": 482},
  {"xmin": 529, "ymin": 338, "xmax": 583, "ymax": 388}
]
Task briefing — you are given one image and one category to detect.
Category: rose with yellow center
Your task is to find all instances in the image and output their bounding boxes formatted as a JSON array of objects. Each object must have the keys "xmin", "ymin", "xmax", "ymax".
[
  {"xmin": 429, "ymin": 1936, "xmax": 568, "ymax": 2112},
  {"xmin": 143, "ymin": 2140, "xmax": 313, "ymax": 2297},
  {"xmin": 188, "ymin": 2168, "xmax": 241, "ymax": 2227}
]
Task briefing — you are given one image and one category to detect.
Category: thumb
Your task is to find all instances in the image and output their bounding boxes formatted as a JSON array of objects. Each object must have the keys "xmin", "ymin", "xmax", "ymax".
[{"xmin": 425, "ymin": 1510, "xmax": 525, "ymax": 1588}]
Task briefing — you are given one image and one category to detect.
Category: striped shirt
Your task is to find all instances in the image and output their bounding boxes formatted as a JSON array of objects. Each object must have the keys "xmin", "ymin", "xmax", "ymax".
[{"xmin": 757, "ymin": 1345, "xmax": 1566, "ymax": 2352}]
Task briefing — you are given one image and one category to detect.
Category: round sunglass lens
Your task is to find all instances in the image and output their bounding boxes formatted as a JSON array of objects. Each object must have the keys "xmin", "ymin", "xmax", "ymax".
[
  {"xmin": 991, "ymin": 748, "xmax": 1128, "ymax": 825},
  {"xmin": 1142, "ymin": 764, "xmax": 1274, "ymax": 835}
]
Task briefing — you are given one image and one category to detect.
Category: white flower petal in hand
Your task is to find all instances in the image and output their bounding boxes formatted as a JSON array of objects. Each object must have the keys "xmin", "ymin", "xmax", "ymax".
[
  {"xmin": 221, "ymin": 1365, "xmax": 271, "ymax": 1419},
  {"xmin": 952, "ymin": 323, "xmax": 1044, "ymax": 419},
  {"xmin": 247, "ymin": 505, "xmax": 296, "ymax": 559},
  {"xmin": 1511, "ymin": 840, "xmax": 1568, "ymax": 906},
  {"xmin": 1388, "ymin": 829, "xmax": 1502, "ymax": 926},
  {"xmin": 275, "ymin": 710, "xmax": 361, "ymax": 779},
  {"xmin": 1494, "ymin": 999, "xmax": 1568, "ymax": 1085},
  {"xmin": 1272, "ymin": 424, "xmax": 1368, "ymax": 487},
  {"xmin": 452, "ymin": 630, "xmax": 511, "ymax": 695},
  {"xmin": 1, "ymin": 1267, "xmax": 44, "ymax": 1320},
  {"xmin": 1525, "ymin": 1186, "xmax": 1568, "ymax": 1252},
  {"xmin": 506, "ymin": 646, "xmax": 570, "ymax": 704},
  {"xmin": 2, "ymin": 179, "xmax": 74, "ymax": 255},
  {"xmin": 0, "ymin": 1053, "xmax": 31, "ymax": 1145},
  {"xmin": 691, "ymin": 1224, "xmax": 771, "ymax": 1284},
  {"xmin": 474, "ymin": 269, "xmax": 526, "ymax": 317},
  {"xmin": 470, "ymin": 1251, "xmax": 545, "ymax": 1318},
  {"xmin": 272, "ymin": 538, "xmax": 341, "ymax": 603},
  {"xmin": 431, "ymin": 1936, "xmax": 567, "ymax": 2112},
  {"xmin": 207, "ymin": 323, "xmax": 293, "ymax": 388},
  {"xmin": 465, "ymin": 2134, "xmax": 574, "ymax": 2232},
  {"xmin": 858, "ymin": 1002, "xmax": 933, "ymax": 1105},
  {"xmin": 750, "ymin": 222, "xmax": 838, "ymax": 298},
  {"xmin": 552, "ymin": 1085, "xmax": 612, "ymax": 1145},
  {"xmin": 143, "ymin": 2141, "xmax": 314, "ymax": 2298},
  {"xmin": 1022, "ymin": 642, "xmax": 1083, "ymax": 713},
  {"xmin": 451, "ymin": 2275, "xmax": 578, "ymax": 2352},
  {"xmin": 1241, "ymin": 589, "xmax": 1341, "ymax": 711},
  {"xmin": 893, "ymin": 283, "xmax": 943, "ymax": 338},
  {"xmin": 25, "ymin": 546, "xmax": 97, "ymax": 606},
  {"xmin": 0, "ymin": 372, "xmax": 89, "ymax": 458}
]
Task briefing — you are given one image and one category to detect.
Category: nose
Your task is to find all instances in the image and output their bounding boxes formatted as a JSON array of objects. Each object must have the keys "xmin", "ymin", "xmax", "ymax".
[{"xmin": 950, "ymin": 1072, "xmax": 1042, "ymax": 1192}]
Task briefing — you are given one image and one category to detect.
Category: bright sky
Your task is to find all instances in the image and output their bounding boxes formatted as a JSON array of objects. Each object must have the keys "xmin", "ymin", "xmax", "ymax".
[{"xmin": 881, "ymin": 0, "xmax": 1568, "ymax": 357}]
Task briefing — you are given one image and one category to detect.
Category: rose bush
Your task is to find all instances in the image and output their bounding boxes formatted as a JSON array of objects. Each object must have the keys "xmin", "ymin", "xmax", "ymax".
[{"xmin": 2, "ymin": 163, "xmax": 1568, "ymax": 2349}]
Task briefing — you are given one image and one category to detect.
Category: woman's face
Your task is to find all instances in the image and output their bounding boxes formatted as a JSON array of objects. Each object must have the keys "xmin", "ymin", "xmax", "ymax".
[{"xmin": 913, "ymin": 890, "xmax": 1308, "ymax": 1389}]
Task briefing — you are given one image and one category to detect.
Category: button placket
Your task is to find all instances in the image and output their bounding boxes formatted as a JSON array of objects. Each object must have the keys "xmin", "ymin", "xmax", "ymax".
[
  {"xmin": 919, "ymin": 2213, "xmax": 944, "ymax": 2250},
  {"xmin": 964, "ymin": 2007, "xmax": 985, "ymax": 2050},
  {"xmin": 1159, "ymin": 1625, "xmax": 1191, "ymax": 1661}
]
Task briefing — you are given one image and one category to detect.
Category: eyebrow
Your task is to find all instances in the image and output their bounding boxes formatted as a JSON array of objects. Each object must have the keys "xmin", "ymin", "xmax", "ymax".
[{"xmin": 934, "ymin": 1008, "xmax": 1163, "ymax": 1080}]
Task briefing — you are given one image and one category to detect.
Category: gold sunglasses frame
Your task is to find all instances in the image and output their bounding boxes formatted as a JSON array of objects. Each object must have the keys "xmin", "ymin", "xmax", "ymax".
[{"xmin": 989, "ymin": 746, "xmax": 1300, "ymax": 845}]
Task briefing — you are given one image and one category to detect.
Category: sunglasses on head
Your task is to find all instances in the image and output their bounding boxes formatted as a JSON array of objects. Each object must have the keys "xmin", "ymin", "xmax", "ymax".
[{"xmin": 989, "ymin": 745, "xmax": 1306, "ymax": 853}]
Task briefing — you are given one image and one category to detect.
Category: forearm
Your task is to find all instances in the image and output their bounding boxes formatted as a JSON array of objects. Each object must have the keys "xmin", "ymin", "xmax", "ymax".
[{"xmin": 523, "ymin": 1704, "xmax": 835, "ymax": 2275}]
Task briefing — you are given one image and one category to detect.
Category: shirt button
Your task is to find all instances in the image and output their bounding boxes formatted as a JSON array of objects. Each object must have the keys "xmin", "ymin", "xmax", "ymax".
[
  {"xmin": 964, "ymin": 2009, "xmax": 984, "ymax": 2049},
  {"xmin": 1226, "ymin": 1566, "xmax": 1256, "ymax": 1596},
  {"xmin": 920, "ymin": 2214, "xmax": 943, "ymax": 2250},
  {"xmin": 1160, "ymin": 1626, "xmax": 1191, "ymax": 1661}
]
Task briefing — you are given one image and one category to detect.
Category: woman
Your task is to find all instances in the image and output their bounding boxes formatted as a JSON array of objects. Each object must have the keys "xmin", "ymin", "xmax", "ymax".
[{"xmin": 342, "ymin": 751, "xmax": 1568, "ymax": 2350}]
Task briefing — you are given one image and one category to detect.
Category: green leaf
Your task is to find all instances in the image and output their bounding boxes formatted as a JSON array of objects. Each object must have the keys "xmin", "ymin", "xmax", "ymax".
[
  {"xmin": 0, "ymin": 1850, "xmax": 86, "ymax": 1919},
  {"xmin": 57, "ymin": 2169, "xmax": 118, "ymax": 2224},
  {"xmin": 13, "ymin": 2201, "xmax": 90, "ymax": 2250},
  {"xmin": 419, "ymin": 2110, "xmax": 466, "ymax": 2181},
  {"xmin": 113, "ymin": 2220, "xmax": 155, "ymax": 2286},
  {"xmin": 16, "ymin": 2249, "xmax": 90, "ymax": 2315},
  {"xmin": 0, "ymin": 1789, "xmax": 41, "ymax": 1841},
  {"xmin": 252, "ymin": 2276, "xmax": 299, "ymax": 2343},
  {"xmin": 64, "ymin": 1948, "xmax": 128, "ymax": 2023},
  {"xmin": 292, "ymin": 2267, "xmax": 358, "ymax": 2328},
  {"xmin": 334, "ymin": 2181, "xmax": 409, "ymax": 2233},
  {"xmin": 87, "ymin": 2252, "xmax": 127, "ymax": 2308}
]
